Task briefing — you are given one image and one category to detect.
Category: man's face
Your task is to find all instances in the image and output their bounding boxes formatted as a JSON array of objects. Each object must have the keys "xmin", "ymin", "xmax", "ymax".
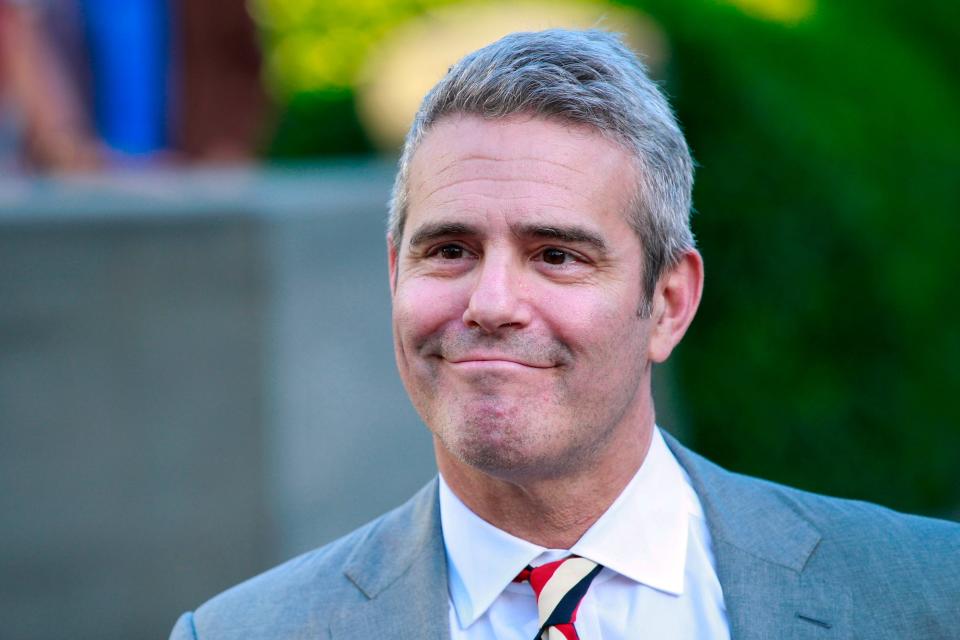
[{"xmin": 390, "ymin": 114, "xmax": 656, "ymax": 482}]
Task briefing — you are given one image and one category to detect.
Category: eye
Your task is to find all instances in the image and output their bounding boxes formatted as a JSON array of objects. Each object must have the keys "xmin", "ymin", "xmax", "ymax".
[
  {"xmin": 541, "ymin": 247, "xmax": 573, "ymax": 265},
  {"xmin": 437, "ymin": 245, "xmax": 465, "ymax": 259}
]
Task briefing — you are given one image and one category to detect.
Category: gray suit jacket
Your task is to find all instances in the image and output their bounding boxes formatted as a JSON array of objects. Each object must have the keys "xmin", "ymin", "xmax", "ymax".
[{"xmin": 170, "ymin": 434, "xmax": 960, "ymax": 639}]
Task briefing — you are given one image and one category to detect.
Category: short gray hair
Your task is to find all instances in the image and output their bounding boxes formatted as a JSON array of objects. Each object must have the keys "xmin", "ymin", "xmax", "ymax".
[{"xmin": 388, "ymin": 28, "xmax": 694, "ymax": 310}]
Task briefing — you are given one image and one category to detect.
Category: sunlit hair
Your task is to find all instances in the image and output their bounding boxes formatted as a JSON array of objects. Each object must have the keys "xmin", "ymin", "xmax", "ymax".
[{"xmin": 388, "ymin": 28, "xmax": 694, "ymax": 314}]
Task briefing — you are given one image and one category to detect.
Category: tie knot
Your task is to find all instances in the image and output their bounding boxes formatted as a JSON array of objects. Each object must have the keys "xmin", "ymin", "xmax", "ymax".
[{"xmin": 513, "ymin": 556, "xmax": 602, "ymax": 639}]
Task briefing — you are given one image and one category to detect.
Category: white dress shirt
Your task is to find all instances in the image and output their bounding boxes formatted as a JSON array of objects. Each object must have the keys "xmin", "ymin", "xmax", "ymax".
[{"xmin": 439, "ymin": 427, "xmax": 731, "ymax": 639}]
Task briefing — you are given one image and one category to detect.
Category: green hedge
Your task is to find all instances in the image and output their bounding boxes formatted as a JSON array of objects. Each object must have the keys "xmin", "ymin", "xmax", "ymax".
[{"xmin": 639, "ymin": 0, "xmax": 960, "ymax": 517}]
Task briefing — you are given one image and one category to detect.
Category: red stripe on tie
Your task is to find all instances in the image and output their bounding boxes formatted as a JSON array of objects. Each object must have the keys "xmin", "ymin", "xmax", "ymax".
[
  {"xmin": 526, "ymin": 557, "xmax": 565, "ymax": 598},
  {"xmin": 513, "ymin": 556, "xmax": 602, "ymax": 640}
]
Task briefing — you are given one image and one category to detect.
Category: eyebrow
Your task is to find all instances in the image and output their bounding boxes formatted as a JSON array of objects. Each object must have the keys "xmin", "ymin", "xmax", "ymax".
[
  {"xmin": 407, "ymin": 222, "xmax": 478, "ymax": 248},
  {"xmin": 406, "ymin": 220, "xmax": 609, "ymax": 253},
  {"xmin": 512, "ymin": 224, "xmax": 608, "ymax": 252}
]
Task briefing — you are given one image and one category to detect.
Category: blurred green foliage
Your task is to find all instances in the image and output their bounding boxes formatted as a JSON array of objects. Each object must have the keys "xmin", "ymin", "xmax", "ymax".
[
  {"xmin": 253, "ymin": 0, "xmax": 459, "ymax": 157},
  {"xmin": 254, "ymin": 0, "xmax": 960, "ymax": 516},
  {"xmin": 636, "ymin": 0, "xmax": 960, "ymax": 516}
]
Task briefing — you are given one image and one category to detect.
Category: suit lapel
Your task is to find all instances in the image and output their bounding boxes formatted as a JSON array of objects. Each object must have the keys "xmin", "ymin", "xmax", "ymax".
[
  {"xmin": 664, "ymin": 433, "xmax": 852, "ymax": 639},
  {"xmin": 330, "ymin": 479, "xmax": 450, "ymax": 640},
  {"xmin": 329, "ymin": 436, "xmax": 854, "ymax": 639}
]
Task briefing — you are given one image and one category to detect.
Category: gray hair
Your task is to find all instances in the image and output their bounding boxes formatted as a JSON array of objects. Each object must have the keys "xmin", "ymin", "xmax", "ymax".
[{"xmin": 388, "ymin": 28, "xmax": 694, "ymax": 312}]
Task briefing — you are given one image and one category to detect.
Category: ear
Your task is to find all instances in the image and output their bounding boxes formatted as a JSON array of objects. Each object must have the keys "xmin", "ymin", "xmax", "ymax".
[
  {"xmin": 647, "ymin": 249, "xmax": 704, "ymax": 363},
  {"xmin": 387, "ymin": 234, "xmax": 399, "ymax": 297}
]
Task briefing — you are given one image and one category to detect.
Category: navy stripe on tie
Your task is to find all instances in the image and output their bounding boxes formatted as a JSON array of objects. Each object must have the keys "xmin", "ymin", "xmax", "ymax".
[{"xmin": 540, "ymin": 563, "xmax": 603, "ymax": 630}]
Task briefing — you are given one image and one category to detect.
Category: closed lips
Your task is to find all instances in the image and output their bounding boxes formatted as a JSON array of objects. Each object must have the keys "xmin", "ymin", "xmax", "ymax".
[{"xmin": 446, "ymin": 356, "xmax": 553, "ymax": 368}]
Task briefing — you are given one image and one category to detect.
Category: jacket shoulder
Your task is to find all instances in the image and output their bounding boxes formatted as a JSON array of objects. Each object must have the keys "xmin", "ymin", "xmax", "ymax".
[
  {"xmin": 773, "ymin": 480, "xmax": 960, "ymax": 579},
  {"xmin": 665, "ymin": 432, "xmax": 960, "ymax": 629},
  {"xmin": 709, "ymin": 458, "xmax": 960, "ymax": 616},
  {"xmin": 188, "ymin": 519, "xmax": 372, "ymax": 639},
  {"xmin": 666, "ymin": 431, "xmax": 960, "ymax": 577},
  {"xmin": 176, "ymin": 479, "xmax": 441, "ymax": 639}
]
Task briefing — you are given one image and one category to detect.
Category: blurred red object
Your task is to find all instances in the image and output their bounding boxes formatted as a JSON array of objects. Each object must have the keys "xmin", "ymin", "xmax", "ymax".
[
  {"xmin": 0, "ymin": 0, "xmax": 101, "ymax": 172},
  {"xmin": 172, "ymin": 0, "xmax": 267, "ymax": 164}
]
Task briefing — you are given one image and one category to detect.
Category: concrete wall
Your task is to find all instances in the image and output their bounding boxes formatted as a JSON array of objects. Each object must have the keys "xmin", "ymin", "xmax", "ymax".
[{"xmin": 0, "ymin": 163, "xmax": 436, "ymax": 640}]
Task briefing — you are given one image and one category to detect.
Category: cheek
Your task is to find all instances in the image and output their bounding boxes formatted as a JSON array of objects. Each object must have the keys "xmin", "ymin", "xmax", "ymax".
[
  {"xmin": 393, "ymin": 279, "xmax": 467, "ymax": 344},
  {"xmin": 540, "ymin": 288, "xmax": 638, "ymax": 350}
]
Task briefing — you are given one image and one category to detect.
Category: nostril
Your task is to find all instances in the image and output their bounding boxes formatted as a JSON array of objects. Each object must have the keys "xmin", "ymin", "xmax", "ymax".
[{"xmin": 461, "ymin": 261, "xmax": 532, "ymax": 332}]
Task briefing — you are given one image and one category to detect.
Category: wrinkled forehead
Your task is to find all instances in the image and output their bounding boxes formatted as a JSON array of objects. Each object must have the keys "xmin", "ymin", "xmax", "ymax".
[
  {"xmin": 414, "ymin": 110, "xmax": 635, "ymax": 166},
  {"xmin": 407, "ymin": 113, "xmax": 638, "ymax": 212}
]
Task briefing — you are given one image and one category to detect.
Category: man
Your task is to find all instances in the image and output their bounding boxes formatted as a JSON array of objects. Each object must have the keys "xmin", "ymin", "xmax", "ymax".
[{"xmin": 171, "ymin": 29, "xmax": 960, "ymax": 639}]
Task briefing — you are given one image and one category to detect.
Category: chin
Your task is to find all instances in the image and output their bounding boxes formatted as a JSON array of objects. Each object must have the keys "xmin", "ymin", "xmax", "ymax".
[{"xmin": 434, "ymin": 406, "xmax": 581, "ymax": 481}]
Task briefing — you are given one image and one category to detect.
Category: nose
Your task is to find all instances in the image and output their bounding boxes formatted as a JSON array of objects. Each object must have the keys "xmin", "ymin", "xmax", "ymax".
[{"xmin": 461, "ymin": 252, "xmax": 531, "ymax": 333}]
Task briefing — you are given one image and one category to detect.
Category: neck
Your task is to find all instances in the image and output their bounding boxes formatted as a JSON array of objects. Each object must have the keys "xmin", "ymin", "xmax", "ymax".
[{"xmin": 437, "ymin": 420, "xmax": 654, "ymax": 549}]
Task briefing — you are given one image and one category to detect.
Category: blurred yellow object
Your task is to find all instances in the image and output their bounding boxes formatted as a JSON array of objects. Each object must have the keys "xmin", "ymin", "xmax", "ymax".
[
  {"xmin": 251, "ymin": 0, "xmax": 436, "ymax": 96},
  {"xmin": 718, "ymin": 0, "xmax": 815, "ymax": 24},
  {"xmin": 355, "ymin": 0, "xmax": 665, "ymax": 150}
]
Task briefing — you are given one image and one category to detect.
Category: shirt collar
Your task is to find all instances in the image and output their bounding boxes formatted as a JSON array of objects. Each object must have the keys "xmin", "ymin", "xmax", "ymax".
[{"xmin": 439, "ymin": 427, "xmax": 703, "ymax": 629}]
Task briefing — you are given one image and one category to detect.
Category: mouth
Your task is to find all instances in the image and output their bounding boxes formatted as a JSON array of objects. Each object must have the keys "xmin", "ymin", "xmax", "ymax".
[{"xmin": 444, "ymin": 355, "xmax": 554, "ymax": 370}]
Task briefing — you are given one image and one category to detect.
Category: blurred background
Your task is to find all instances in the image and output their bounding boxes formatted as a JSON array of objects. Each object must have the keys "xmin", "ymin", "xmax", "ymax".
[{"xmin": 1, "ymin": 0, "xmax": 958, "ymax": 638}]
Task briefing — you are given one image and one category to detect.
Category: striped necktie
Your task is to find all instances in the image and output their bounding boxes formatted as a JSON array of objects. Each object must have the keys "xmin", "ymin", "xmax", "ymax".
[{"xmin": 514, "ymin": 556, "xmax": 603, "ymax": 640}]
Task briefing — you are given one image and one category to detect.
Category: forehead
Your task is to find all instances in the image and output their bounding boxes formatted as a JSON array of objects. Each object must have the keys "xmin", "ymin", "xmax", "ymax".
[{"xmin": 405, "ymin": 114, "xmax": 636, "ymax": 230}]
